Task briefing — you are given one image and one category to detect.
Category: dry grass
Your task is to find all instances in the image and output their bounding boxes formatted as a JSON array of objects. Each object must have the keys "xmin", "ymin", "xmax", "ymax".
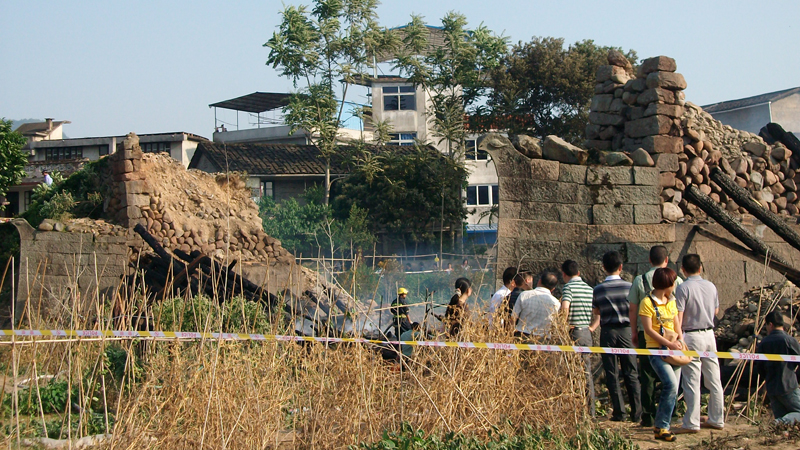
[{"xmin": 0, "ymin": 262, "xmax": 589, "ymax": 449}]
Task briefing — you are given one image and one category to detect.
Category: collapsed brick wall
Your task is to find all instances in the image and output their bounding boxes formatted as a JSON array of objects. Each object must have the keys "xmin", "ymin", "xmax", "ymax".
[
  {"xmin": 482, "ymin": 134, "xmax": 800, "ymax": 312},
  {"xmin": 11, "ymin": 219, "xmax": 130, "ymax": 323}
]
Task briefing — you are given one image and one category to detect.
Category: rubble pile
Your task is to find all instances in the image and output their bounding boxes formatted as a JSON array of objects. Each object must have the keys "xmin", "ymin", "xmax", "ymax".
[
  {"xmin": 715, "ymin": 282, "xmax": 800, "ymax": 353},
  {"xmin": 98, "ymin": 133, "xmax": 293, "ymax": 265},
  {"xmin": 511, "ymin": 52, "xmax": 800, "ymax": 224},
  {"xmin": 137, "ymin": 152, "xmax": 292, "ymax": 264}
]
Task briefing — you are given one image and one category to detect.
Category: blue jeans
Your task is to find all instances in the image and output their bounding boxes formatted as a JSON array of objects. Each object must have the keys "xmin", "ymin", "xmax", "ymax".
[
  {"xmin": 769, "ymin": 387, "xmax": 800, "ymax": 424},
  {"xmin": 649, "ymin": 355, "xmax": 681, "ymax": 430}
]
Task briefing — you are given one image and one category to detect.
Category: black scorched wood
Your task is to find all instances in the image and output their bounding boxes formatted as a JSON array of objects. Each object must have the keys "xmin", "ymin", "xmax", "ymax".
[
  {"xmin": 684, "ymin": 183, "xmax": 794, "ymax": 269},
  {"xmin": 710, "ymin": 166, "xmax": 800, "ymax": 254}
]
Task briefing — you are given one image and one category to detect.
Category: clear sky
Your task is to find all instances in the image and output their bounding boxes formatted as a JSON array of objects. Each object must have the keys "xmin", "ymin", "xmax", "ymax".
[{"xmin": 2, "ymin": 0, "xmax": 798, "ymax": 139}]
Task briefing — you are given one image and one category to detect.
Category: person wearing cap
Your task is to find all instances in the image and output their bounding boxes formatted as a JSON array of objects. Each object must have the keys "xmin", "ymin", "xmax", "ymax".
[
  {"xmin": 43, "ymin": 170, "xmax": 53, "ymax": 186},
  {"xmin": 391, "ymin": 288, "xmax": 412, "ymax": 337}
]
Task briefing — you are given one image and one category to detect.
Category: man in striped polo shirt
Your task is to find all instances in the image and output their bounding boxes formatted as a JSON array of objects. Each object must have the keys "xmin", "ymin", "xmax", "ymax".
[
  {"xmin": 590, "ymin": 251, "xmax": 642, "ymax": 422},
  {"xmin": 560, "ymin": 260, "xmax": 595, "ymax": 417}
]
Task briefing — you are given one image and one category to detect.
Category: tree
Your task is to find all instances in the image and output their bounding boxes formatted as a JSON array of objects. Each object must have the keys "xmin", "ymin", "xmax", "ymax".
[
  {"xmin": 475, "ymin": 37, "xmax": 637, "ymax": 144},
  {"xmin": 0, "ymin": 119, "xmax": 29, "ymax": 206},
  {"xmin": 264, "ymin": 0, "xmax": 397, "ymax": 205},
  {"xmin": 393, "ymin": 14, "xmax": 507, "ymax": 157},
  {"xmin": 333, "ymin": 145, "xmax": 468, "ymax": 247}
]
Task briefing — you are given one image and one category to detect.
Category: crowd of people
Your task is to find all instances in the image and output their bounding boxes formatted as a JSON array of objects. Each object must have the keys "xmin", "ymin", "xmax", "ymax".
[{"xmin": 388, "ymin": 246, "xmax": 800, "ymax": 441}]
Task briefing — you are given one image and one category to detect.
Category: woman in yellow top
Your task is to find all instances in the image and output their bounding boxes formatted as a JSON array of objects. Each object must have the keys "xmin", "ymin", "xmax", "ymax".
[{"xmin": 639, "ymin": 267, "xmax": 684, "ymax": 442}]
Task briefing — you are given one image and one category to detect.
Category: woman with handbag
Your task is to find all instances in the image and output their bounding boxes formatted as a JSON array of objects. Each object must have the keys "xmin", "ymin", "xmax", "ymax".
[{"xmin": 639, "ymin": 267, "xmax": 688, "ymax": 442}]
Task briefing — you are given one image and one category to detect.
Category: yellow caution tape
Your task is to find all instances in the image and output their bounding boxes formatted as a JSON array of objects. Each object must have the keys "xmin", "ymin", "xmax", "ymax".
[{"xmin": 0, "ymin": 329, "xmax": 796, "ymax": 362}]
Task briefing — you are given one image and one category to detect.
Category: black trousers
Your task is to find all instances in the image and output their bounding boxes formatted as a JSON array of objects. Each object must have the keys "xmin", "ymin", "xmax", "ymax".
[
  {"xmin": 600, "ymin": 326, "xmax": 642, "ymax": 421},
  {"xmin": 637, "ymin": 330, "xmax": 658, "ymax": 425}
]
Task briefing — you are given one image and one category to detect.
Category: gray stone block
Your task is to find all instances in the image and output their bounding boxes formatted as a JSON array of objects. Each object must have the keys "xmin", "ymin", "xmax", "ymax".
[
  {"xmin": 529, "ymin": 181, "xmax": 593, "ymax": 204},
  {"xmin": 624, "ymin": 115, "xmax": 673, "ymax": 138},
  {"xmin": 587, "ymin": 166, "xmax": 633, "ymax": 185},
  {"xmin": 530, "ymin": 159, "xmax": 560, "ymax": 181},
  {"xmin": 587, "ymin": 224, "xmax": 676, "ymax": 244},
  {"xmin": 558, "ymin": 164, "xmax": 587, "ymax": 184},
  {"xmin": 632, "ymin": 167, "xmax": 660, "ymax": 186},
  {"xmin": 633, "ymin": 204, "xmax": 663, "ymax": 224},
  {"xmin": 498, "ymin": 178, "xmax": 532, "ymax": 203},
  {"xmin": 557, "ymin": 204, "xmax": 593, "ymax": 224},
  {"xmin": 520, "ymin": 202, "xmax": 560, "ymax": 222},
  {"xmin": 585, "ymin": 243, "xmax": 627, "ymax": 262},
  {"xmin": 501, "ymin": 219, "xmax": 588, "ymax": 243},
  {"xmin": 499, "ymin": 201, "xmax": 522, "ymax": 220},
  {"xmin": 592, "ymin": 204, "xmax": 633, "ymax": 225},
  {"xmin": 516, "ymin": 240, "xmax": 564, "ymax": 262},
  {"xmin": 592, "ymin": 185, "xmax": 661, "ymax": 205}
]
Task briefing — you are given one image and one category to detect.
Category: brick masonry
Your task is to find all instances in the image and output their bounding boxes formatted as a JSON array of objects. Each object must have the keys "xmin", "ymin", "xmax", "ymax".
[{"xmin": 481, "ymin": 134, "xmax": 800, "ymax": 313}]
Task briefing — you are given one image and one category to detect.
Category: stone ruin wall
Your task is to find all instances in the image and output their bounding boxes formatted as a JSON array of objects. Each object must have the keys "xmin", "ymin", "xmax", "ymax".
[
  {"xmin": 11, "ymin": 219, "xmax": 131, "ymax": 322},
  {"xmin": 485, "ymin": 54, "xmax": 800, "ymax": 312}
]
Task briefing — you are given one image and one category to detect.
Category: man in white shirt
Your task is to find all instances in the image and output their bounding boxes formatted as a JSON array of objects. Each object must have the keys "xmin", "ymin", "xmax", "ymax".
[
  {"xmin": 488, "ymin": 266, "xmax": 517, "ymax": 326},
  {"xmin": 513, "ymin": 271, "xmax": 560, "ymax": 338}
]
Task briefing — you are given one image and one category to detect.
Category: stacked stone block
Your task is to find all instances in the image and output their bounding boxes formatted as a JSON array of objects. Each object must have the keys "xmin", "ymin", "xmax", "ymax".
[{"xmin": 107, "ymin": 132, "xmax": 150, "ymax": 228}]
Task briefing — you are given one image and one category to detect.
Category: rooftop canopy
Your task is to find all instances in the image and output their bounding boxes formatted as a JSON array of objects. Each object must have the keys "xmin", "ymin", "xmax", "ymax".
[{"xmin": 208, "ymin": 92, "xmax": 291, "ymax": 114}]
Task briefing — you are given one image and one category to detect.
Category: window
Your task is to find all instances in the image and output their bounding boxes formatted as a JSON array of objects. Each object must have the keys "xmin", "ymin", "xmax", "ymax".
[
  {"xmin": 261, "ymin": 181, "xmax": 274, "ymax": 199},
  {"xmin": 23, "ymin": 191, "xmax": 32, "ymax": 211},
  {"xmin": 464, "ymin": 139, "xmax": 489, "ymax": 161},
  {"xmin": 141, "ymin": 142, "xmax": 171, "ymax": 153},
  {"xmin": 45, "ymin": 146, "xmax": 83, "ymax": 161},
  {"xmin": 382, "ymin": 86, "xmax": 416, "ymax": 111},
  {"xmin": 388, "ymin": 133, "xmax": 416, "ymax": 146},
  {"xmin": 99, "ymin": 144, "xmax": 109, "ymax": 156},
  {"xmin": 466, "ymin": 184, "xmax": 499, "ymax": 206}
]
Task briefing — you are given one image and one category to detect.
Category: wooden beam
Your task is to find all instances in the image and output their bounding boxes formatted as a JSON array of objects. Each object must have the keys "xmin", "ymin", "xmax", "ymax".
[
  {"xmin": 694, "ymin": 226, "xmax": 800, "ymax": 285},
  {"xmin": 710, "ymin": 166, "xmax": 800, "ymax": 255},
  {"xmin": 684, "ymin": 183, "xmax": 794, "ymax": 269}
]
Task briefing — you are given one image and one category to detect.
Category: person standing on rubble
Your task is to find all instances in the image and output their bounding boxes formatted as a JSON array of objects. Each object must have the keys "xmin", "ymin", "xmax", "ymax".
[
  {"xmin": 391, "ymin": 287, "xmax": 413, "ymax": 337},
  {"xmin": 674, "ymin": 254, "xmax": 725, "ymax": 433},
  {"xmin": 627, "ymin": 245, "xmax": 683, "ymax": 428},
  {"xmin": 756, "ymin": 311, "xmax": 800, "ymax": 425},
  {"xmin": 590, "ymin": 251, "xmax": 642, "ymax": 423}
]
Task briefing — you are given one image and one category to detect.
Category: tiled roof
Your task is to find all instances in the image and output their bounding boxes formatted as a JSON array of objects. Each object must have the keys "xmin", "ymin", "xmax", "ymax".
[
  {"xmin": 191, "ymin": 142, "xmax": 425, "ymax": 176},
  {"xmin": 702, "ymin": 87, "xmax": 800, "ymax": 113}
]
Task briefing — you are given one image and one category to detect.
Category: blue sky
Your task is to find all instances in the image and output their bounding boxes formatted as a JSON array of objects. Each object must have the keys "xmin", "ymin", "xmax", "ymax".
[{"xmin": 2, "ymin": 0, "xmax": 798, "ymax": 139}]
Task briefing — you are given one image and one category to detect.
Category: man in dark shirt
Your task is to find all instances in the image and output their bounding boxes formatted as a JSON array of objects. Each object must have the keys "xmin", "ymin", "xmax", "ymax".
[
  {"xmin": 756, "ymin": 311, "xmax": 800, "ymax": 424},
  {"xmin": 590, "ymin": 251, "xmax": 642, "ymax": 422}
]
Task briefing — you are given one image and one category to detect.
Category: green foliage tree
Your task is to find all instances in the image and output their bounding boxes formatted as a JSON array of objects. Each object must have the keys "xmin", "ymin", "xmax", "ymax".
[
  {"xmin": 393, "ymin": 14, "xmax": 507, "ymax": 157},
  {"xmin": 0, "ymin": 119, "xmax": 29, "ymax": 205},
  {"xmin": 333, "ymin": 146, "xmax": 468, "ymax": 245},
  {"xmin": 258, "ymin": 186, "xmax": 374, "ymax": 259},
  {"xmin": 264, "ymin": 0, "xmax": 397, "ymax": 205},
  {"xmin": 476, "ymin": 37, "xmax": 637, "ymax": 144}
]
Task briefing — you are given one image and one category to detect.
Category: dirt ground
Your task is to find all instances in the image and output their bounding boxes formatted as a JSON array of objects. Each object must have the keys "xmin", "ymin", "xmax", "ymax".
[{"xmin": 599, "ymin": 417, "xmax": 798, "ymax": 449}]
